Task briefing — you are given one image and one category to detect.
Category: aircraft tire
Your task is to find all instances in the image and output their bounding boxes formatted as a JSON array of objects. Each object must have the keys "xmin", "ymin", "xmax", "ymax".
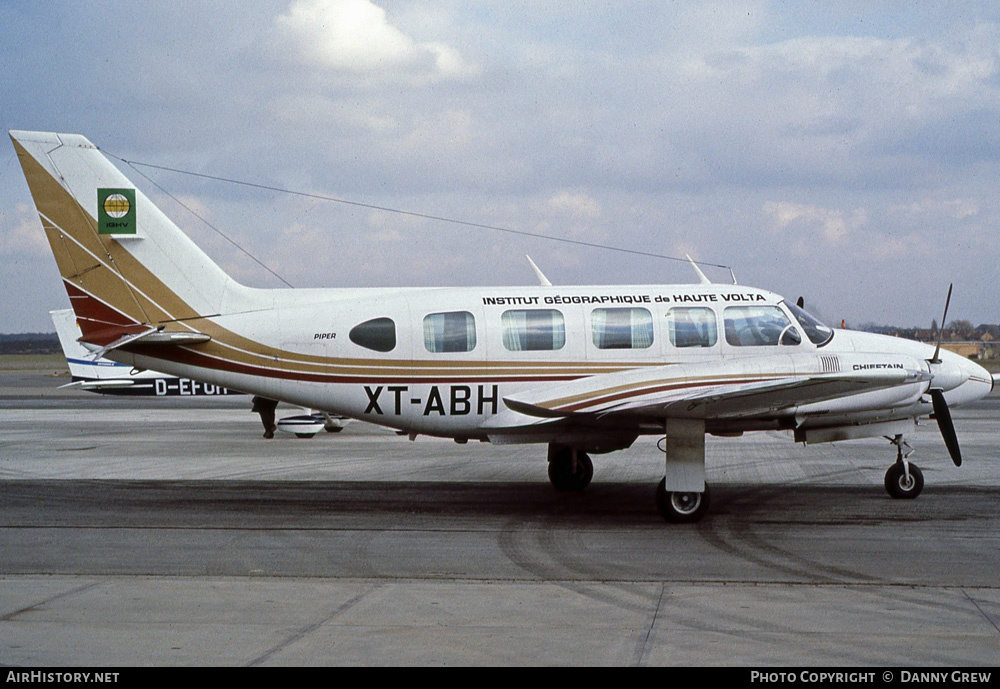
[
  {"xmin": 884, "ymin": 462, "xmax": 923, "ymax": 499},
  {"xmin": 656, "ymin": 478, "xmax": 710, "ymax": 523},
  {"xmin": 547, "ymin": 449, "xmax": 594, "ymax": 492},
  {"xmin": 295, "ymin": 433, "xmax": 316, "ymax": 439}
]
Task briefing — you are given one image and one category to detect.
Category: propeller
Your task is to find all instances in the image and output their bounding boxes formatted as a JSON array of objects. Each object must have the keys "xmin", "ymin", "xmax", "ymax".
[
  {"xmin": 927, "ymin": 284, "xmax": 962, "ymax": 467},
  {"xmin": 930, "ymin": 389, "xmax": 962, "ymax": 467},
  {"xmin": 929, "ymin": 283, "xmax": 952, "ymax": 365}
]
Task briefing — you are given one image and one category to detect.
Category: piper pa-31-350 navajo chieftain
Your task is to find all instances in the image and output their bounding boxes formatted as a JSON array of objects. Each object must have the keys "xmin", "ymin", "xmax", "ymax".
[{"xmin": 10, "ymin": 130, "xmax": 997, "ymax": 522}]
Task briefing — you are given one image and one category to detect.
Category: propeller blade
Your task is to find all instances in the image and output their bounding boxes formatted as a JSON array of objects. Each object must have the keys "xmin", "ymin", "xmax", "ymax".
[
  {"xmin": 931, "ymin": 284, "xmax": 953, "ymax": 364},
  {"xmin": 930, "ymin": 388, "xmax": 962, "ymax": 467}
]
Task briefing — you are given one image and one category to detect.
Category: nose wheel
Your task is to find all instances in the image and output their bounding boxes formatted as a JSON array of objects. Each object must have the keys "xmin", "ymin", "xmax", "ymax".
[
  {"xmin": 885, "ymin": 462, "xmax": 924, "ymax": 499},
  {"xmin": 884, "ymin": 434, "xmax": 924, "ymax": 499}
]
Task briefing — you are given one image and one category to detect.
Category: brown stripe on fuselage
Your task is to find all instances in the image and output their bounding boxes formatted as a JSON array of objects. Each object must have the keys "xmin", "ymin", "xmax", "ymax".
[
  {"xmin": 548, "ymin": 376, "xmax": 773, "ymax": 413},
  {"xmin": 134, "ymin": 344, "xmax": 590, "ymax": 385}
]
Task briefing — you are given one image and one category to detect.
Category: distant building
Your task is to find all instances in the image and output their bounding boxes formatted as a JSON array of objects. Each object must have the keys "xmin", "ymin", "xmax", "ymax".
[{"xmin": 940, "ymin": 342, "xmax": 983, "ymax": 359}]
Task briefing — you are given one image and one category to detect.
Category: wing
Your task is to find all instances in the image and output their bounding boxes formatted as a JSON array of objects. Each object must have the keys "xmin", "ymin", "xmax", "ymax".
[{"xmin": 486, "ymin": 354, "xmax": 930, "ymax": 429}]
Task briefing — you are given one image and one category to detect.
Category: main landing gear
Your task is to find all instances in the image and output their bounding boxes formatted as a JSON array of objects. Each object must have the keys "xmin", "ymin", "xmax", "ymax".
[
  {"xmin": 547, "ymin": 417, "xmax": 713, "ymax": 523},
  {"xmin": 545, "ymin": 440, "xmax": 712, "ymax": 523},
  {"xmin": 656, "ymin": 479, "xmax": 711, "ymax": 523},
  {"xmin": 654, "ymin": 418, "xmax": 710, "ymax": 523},
  {"xmin": 547, "ymin": 445, "xmax": 594, "ymax": 492},
  {"xmin": 884, "ymin": 434, "xmax": 924, "ymax": 499}
]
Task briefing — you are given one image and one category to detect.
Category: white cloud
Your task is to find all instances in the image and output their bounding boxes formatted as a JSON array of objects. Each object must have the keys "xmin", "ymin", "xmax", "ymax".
[
  {"xmin": 4, "ymin": 4, "xmax": 1000, "ymax": 329},
  {"xmin": 763, "ymin": 201, "xmax": 864, "ymax": 245},
  {"xmin": 890, "ymin": 199, "xmax": 979, "ymax": 220},
  {"xmin": 0, "ymin": 203, "xmax": 49, "ymax": 257},
  {"xmin": 546, "ymin": 191, "xmax": 602, "ymax": 220},
  {"xmin": 665, "ymin": 30, "xmax": 1000, "ymax": 188},
  {"xmin": 274, "ymin": 0, "xmax": 475, "ymax": 80}
]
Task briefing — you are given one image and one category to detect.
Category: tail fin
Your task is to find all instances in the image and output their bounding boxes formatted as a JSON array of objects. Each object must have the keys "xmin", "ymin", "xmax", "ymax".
[
  {"xmin": 10, "ymin": 131, "xmax": 240, "ymax": 346},
  {"xmin": 50, "ymin": 307, "xmax": 138, "ymax": 387},
  {"xmin": 51, "ymin": 308, "xmax": 106, "ymax": 378}
]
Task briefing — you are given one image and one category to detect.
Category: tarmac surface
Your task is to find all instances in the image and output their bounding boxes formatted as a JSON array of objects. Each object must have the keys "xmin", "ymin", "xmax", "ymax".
[{"xmin": 1, "ymin": 364, "xmax": 999, "ymax": 666}]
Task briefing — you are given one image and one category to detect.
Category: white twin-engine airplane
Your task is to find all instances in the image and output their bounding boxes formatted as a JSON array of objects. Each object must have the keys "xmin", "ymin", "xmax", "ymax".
[{"xmin": 10, "ymin": 130, "xmax": 997, "ymax": 522}]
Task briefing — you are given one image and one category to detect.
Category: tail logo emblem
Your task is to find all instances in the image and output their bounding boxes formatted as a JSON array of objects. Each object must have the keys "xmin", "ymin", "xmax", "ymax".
[
  {"xmin": 103, "ymin": 193, "xmax": 130, "ymax": 218},
  {"xmin": 98, "ymin": 188, "xmax": 136, "ymax": 234}
]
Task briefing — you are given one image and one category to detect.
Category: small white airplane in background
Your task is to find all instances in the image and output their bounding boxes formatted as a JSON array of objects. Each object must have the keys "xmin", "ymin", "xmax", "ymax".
[
  {"xmin": 11, "ymin": 130, "xmax": 997, "ymax": 522},
  {"xmin": 50, "ymin": 307, "xmax": 347, "ymax": 437}
]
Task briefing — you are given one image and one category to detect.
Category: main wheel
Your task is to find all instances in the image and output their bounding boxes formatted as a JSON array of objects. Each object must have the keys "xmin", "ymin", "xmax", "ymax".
[
  {"xmin": 884, "ymin": 462, "xmax": 923, "ymax": 499},
  {"xmin": 656, "ymin": 478, "xmax": 710, "ymax": 523},
  {"xmin": 547, "ymin": 449, "xmax": 594, "ymax": 492}
]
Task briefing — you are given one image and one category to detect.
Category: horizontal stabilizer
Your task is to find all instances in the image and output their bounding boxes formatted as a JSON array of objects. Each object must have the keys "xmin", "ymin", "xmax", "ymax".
[
  {"xmin": 59, "ymin": 379, "xmax": 137, "ymax": 390},
  {"xmin": 87, "ymin": 327, "xmax": 211, "ymax": 360}
]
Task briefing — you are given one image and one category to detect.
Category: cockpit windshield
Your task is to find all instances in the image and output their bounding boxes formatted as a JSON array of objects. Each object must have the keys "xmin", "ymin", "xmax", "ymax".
[{"xmin": 782, "ymin": 300, "xmax": 834, "ymax": 346}]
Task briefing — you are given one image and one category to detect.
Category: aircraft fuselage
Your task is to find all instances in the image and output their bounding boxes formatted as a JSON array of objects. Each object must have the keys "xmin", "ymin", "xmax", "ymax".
[{"xmin": 105, "ymin": 282, "xmax": 992, "ymax": 447}]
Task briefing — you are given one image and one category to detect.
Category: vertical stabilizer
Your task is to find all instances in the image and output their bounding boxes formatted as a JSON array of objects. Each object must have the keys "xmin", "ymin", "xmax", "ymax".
[
  {"xmin": 50, "ymin": 308, "xmax": 131, "ymax": 381},
  {"xmin": 51, "ymin": 309, "xmax": 102, "ymax": 376},
  {"xmin": 10, "ymin": 131, "xmax": 241, "ymax": 346}
]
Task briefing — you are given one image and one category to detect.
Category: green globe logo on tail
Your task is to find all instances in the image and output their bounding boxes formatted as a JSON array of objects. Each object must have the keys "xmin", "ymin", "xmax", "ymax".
[{"xmin": 98, "ymin": 188, "xmax": 136, "ymax": 234}]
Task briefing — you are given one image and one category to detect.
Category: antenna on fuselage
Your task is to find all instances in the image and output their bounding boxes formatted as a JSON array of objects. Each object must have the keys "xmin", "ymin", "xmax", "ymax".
[
  {"xmin": 686, "ymin": 255, "xmax": 712, "ymax": 285},
  {"xmin": 525, "ymin": 255, "xmax": 553, "ymax": 286}
]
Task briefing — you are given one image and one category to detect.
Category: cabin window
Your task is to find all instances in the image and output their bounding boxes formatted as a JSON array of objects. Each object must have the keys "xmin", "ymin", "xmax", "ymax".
[
  {"xmin": 423, "ymin": 311, "xmax": 477, "ymax": 353},
  {"xmin": 667, "ymin": 307, "xmax": 718, "ymax": 348},
  {"xmin": 591, "ymin": 308, "xmax": 654, "ymax": 349},
  {"xmin": 501, "ymin": 309, "xmax": 565, "ymax": 351},
  {"xmin": 349, "ymin": 317, "xmax": 396, "ymax": 352},
  {"xmin": 723, "ymin": 305, "xmax": 801, "ymax": 346}
]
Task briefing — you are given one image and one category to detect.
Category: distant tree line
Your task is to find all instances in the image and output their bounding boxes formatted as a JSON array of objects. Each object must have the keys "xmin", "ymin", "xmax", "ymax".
[
  {"xmin": 859, "ymin": 321, "xmax": 1000, "ymax": 359},
  {"xmin": 859, "ymin": 321, "xmax": 999, "ymax": 341},
  {"xmin": 0, "ymin": 332, "xmax": 60, "ymax": 355}
]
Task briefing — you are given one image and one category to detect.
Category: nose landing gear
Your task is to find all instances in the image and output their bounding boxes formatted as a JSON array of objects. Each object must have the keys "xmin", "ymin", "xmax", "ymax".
[{"xmin": 884, "ymin": 434, "xmax": 924, "ymax": 499}]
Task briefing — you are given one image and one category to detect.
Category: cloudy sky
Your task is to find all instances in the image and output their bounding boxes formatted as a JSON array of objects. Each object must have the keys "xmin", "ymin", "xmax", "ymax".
[{"xmin": 2, "ymin": 0, "xmax": 999, "ymax": 332}]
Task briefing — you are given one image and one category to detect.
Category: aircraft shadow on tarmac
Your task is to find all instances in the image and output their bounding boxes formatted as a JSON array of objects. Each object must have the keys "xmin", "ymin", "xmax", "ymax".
[{"xmin": 4, "ymin": 479, "xmax": 997, "ymax": 528}]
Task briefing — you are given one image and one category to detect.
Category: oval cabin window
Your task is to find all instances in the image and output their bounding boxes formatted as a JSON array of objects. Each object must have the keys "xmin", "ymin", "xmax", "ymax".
[{"xmin": 349, "ymin": 317, "xmax": 396, "ymax": 352}]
